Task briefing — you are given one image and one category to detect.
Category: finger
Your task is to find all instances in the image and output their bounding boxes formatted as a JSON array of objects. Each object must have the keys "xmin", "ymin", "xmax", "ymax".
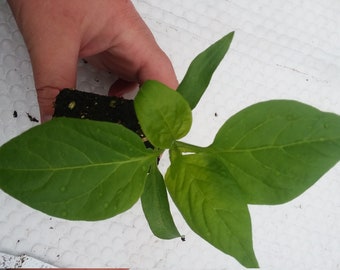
[
  {"xmin": 29, "ymin": 41, "xmax": 79, "ymax": 122},
  {"xmin": 108, "ymin": 79, "xmax": 139, "ymax": 97},
  {"xmin": 124, "ymin": 1, "xmax": 179, "ymax": 89},
  {"xmin": 85, "ymin": 0, "xmax": 179, "ymax": 91},
  {"xmin": 8, "ymin": 0, "xmax": 80, "ymax": 122},
  {"xmin": 100, "ymin": 42, "xmax": 178, "ymax": 92},
  {"xmin": 137, "ymin": 49, "xmax": 179, "ymax": 90}
]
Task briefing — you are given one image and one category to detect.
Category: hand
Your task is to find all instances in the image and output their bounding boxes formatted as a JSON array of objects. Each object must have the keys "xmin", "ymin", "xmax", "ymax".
[{"xmin": 8, "ymin": 0, "xmax": 178, "ymax": 122}]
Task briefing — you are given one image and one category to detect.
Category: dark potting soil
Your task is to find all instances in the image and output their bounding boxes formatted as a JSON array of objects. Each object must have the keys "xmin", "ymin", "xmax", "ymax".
[
  {"xmin": 26, "ymin": 112, "xmax": 39, "ymax": 122},
  {"xmin": 53, "ymin": 88, "xmax": 152, "ymax": 148}
]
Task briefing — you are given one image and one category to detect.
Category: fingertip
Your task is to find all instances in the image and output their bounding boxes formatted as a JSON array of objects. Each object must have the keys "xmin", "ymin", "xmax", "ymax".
[
  {"xmin": 41, "ymin": 114, "xmax": 53, "ymax": 123},
  {"xmin": 36, "ymin": 87, "xmax": 61, "ymax": 123},
  {"xmin": 138, "ymin": 51, "xmax": 179, "ymax": 90}
]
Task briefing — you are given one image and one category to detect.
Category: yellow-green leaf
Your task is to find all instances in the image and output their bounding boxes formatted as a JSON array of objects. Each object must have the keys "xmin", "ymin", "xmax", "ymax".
[
  {"xmin": 165, "ymin": 153, "xmax": 258, "ymax": 268},
  {"xmin": 210, "ymin": 100, "xmax": 340, "ymax": 204},
  {"xmin": 141, "ymin": 163, "xmax": 181, "ymax": 239},
  {"xmin": 135, "ymin": 80, "xmax": 192, "ymax": 149},
  {"xmin": 177, "ymin": 32, "xmax": 234, "ymax": 109}
]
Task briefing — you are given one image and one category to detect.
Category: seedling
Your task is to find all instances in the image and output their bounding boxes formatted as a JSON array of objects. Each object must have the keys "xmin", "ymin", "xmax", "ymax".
[{"xmin": 1, "ymin": 32, "xmax": 340, "ymax": 268}]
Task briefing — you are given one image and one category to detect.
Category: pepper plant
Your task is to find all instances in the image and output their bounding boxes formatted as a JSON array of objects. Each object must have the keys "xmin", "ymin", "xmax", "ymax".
[{"xmin": 1, "ymin": 32, "xmax": 340, "ymax": 268}]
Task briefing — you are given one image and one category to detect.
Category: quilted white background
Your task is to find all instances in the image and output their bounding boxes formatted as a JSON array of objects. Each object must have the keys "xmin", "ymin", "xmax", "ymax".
[{"xmin": 1, "ymin": 0, "xmax": 340, "ymax": 269}]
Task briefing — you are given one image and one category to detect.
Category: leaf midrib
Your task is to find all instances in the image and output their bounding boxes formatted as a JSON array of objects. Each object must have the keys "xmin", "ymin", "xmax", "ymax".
[
  {"xmin": 27, "ymin": 159, "xmax": 144, "ymax": 208},
  {"xmin": 211, "ymin": 136, "xmax": 340, "ymax": 154},
  {"xmin": 2, "ymin": 155, "xmax": 154, "ymax": 172}
]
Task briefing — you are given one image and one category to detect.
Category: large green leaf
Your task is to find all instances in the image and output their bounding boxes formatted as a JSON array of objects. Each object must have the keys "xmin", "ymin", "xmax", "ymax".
[
  {"xmin": 141, "ymin": 163, "xmax": 181, "ymax": 239},
  {"xmin": 165, "ymin": 153, "xmax": 258, "ymax": 268},
  {"xmin": 177, "ymin": 32, "xmax": 234, "ymax": 109},
  {"xmin": 0, "ymin": 118, "xmax": 157, "ymax": 220},
  {"xmin": 134, "ymin": 80, "xmax": 192, "ymax": 149},
  {"xmin": 209, "ymin": 100, "xmax": 340, "ymax": 204}
]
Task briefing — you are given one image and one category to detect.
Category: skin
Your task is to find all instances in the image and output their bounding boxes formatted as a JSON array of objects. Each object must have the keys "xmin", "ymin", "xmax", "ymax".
[{"xmin": 8, "ymin": 0, "xmax": 178, "ymax": 122}]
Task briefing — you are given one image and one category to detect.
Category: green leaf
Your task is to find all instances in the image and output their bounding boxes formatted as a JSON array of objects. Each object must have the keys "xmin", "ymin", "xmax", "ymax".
[
  {"xmin": 209, "ymin": 100, "xmax": 340, "ymax": 204},
  {"xmin": 177, "ymin": 32, "xmax": 234, "ymax": 109},
  {"xmin": 165, "ymin": 153, "xmax": 258, "ymax": 268},
  {"xmin": 134, "ymin": 80, "xmax": 192, "ymax": 149},
  {"xmin": 0, "ymin": 118, "xmax": 157, "ymax": 220},
  {"xmin": 141, "ymin": 163, "xmax": 181, "ymax": 239}
]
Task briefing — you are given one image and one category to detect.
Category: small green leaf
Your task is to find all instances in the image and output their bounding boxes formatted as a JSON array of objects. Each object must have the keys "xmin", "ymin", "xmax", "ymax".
[
  {"xmin": 209, "ymin": 100, "xmax": 340, "ymax": 204},
  {"xmin": 177, "ymin": 32, "xmax": 234, "ymax": 109},
  {"xmin": 0, "ymin": 118, "xmax": 157, "ymax": 220},
  {"xmin": 165, "ymin": 153, "xmax": 258, "ymax": 268},
  {"xmin": 134, "ymin": 80, "xmax": 192, "ymax": 149},
  {"xmin": 141, "ymin": 163, "xmax": 181, "ymax": 239}
]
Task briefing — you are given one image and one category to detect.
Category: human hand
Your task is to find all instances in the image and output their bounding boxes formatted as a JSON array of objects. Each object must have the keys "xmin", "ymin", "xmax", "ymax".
[{"xmin": 8, "ymin": 0, "xmax": 178, "ymax": 122}]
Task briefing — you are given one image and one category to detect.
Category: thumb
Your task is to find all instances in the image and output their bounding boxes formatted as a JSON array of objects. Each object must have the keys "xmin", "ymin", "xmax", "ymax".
[{"xmin": 29, "ymin": 41, "xmax": 79, "ymax": 122}]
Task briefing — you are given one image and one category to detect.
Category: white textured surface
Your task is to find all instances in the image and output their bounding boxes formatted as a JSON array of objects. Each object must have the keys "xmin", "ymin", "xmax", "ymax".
[
  {"xmin": 0, "ymin": 252, "xmax": 55, "ymax": 268},
  {"xmin": 1, "ymin": 0, "xmax": 340, "ymax": 269}
]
